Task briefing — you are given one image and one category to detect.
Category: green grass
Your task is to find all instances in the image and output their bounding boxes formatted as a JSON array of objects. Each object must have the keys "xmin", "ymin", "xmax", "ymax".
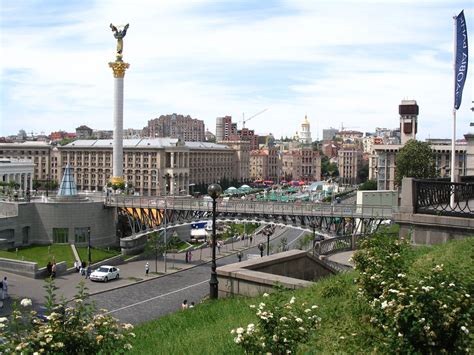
[
  {"xmin": 0, "ymin": 244, "xmax": 75, "ymax": 268},
  {"xmin": 76, "ymin": 247, "xmax": 120, "ymax": 264},
  {"xmin": 131, "ymin": 238, "xmax": 474, "ymax": 354}
]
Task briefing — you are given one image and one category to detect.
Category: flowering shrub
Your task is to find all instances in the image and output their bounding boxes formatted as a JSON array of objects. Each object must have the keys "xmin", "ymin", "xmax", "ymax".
[
  {"xmin": 352, "ymin": 233, "xmax": 411, "ymax": 300},
  {"xmin": 0, "ymin": 278, "xmax": 134, "ymax": 354},
  {"xmin": 354, "ymin": 235, "xmax": 473, "ymax": 353},
  {"xmin": 231, "ymin": 292, "xmax": 320, "ymax": 354},
  {"xmin": 370, "ymin": 264, "xmax": 473, "ymax": 353}
]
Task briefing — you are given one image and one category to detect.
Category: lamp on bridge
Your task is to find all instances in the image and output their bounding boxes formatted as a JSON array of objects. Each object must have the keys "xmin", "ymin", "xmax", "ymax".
[{"xmin": 208, "ymin": 183, "xmax": 222, "ymax": 300}]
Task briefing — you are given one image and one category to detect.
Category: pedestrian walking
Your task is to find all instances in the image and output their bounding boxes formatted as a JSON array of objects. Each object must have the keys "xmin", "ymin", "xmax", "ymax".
[
  {"xmin": 181, "ymin": 299, "xmax": 188, "ymax": 310},
  {"xmin": 217, "ymin": 241, "xmax": 221, "ymax": 254},
  {"xmin": 188, "ymin": 251, "xmax": 192, "ymax": 262},
  {"xmin": 74, "ymin": 260, "xmax": 80, "ymax": 272},
  {"xmin": 86, "ymin": 264, "xmax": 92, "ymax": 279},
  {"xmin": 46, "ymin": 261, "xmax": 52, "ymax": 277},
  {"xmin": 145, "ymin": 262, "xmax": 150, "ymax": 276},
  {"xmin": 250, "ymin": 235, "xmax": 253, "ymax": 244},
  {"xmin": 51, "ymin": 263, "xmax": 57, "ymax": 279},
  {"xmin": 1, "ymin": 277, "xmax": 8, "ymax": 300},
  {"xmin": 81, "ymin": 261, "xmax": 86, "ymax": 276},
  {"xmin": 185, "ymin": 251, "xmax": 189, "ymax": 263}
]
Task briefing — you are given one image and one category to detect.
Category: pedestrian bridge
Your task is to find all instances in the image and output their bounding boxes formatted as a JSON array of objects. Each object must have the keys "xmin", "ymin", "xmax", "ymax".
[{"xmin": 106, "ymin": 195, "xmax": 396, "ymax": 238}]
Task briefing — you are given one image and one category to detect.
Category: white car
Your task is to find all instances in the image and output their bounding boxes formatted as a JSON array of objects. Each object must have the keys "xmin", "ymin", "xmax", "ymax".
[{"xmin": 90, "ymin": 265, "xmax": 120, "ymax": 282}]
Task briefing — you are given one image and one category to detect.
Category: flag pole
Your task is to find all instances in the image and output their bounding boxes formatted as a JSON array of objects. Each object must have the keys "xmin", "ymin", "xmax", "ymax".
[{"xmin": 450, "ymin": 14, "xmax": 457, "ymax": 209}]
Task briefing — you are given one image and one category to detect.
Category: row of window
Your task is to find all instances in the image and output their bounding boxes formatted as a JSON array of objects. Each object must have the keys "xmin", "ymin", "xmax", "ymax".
[{"xmin": 52, "ymin": 227, "xmax": 90, "ymax": 244}]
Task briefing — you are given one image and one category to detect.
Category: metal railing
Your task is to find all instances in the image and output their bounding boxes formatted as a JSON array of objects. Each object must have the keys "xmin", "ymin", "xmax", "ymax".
[
  {"xmin": 107, "ymin": 195, "xmax": 397, "ymax": 219},
  {"xmin": 414, "ymin": 179, "xmax": 474, "ymax": 217}
]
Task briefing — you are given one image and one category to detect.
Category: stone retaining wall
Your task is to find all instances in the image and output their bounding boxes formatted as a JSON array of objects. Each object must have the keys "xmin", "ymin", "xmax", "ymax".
[{"xmin": 217, "ymin": 250, "xmax": 335, "ymax": 298}]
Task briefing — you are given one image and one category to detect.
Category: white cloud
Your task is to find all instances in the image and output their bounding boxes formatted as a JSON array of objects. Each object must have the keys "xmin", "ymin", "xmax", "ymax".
[{"xmin": 1, "ymin": 0, "xmax": 473, "ymax": 139}]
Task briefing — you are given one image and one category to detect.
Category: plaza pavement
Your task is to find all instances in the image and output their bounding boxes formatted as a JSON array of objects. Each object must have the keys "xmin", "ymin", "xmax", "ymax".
[{"xmin": 0, "ymin": 231, "xmax": 285, "ymax": 317}]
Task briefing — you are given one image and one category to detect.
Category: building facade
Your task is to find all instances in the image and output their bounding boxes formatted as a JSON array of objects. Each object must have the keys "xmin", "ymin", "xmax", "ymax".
[
  {"xmin": 144, "ymin": 114, "xmax": 205, "ymax": 142},
  {"xmin": 281, "ymin": 148, "xmax": 321, "ymax": 182},
  {"xmin": 0, "ymin": 139, "xmax": 249, "ymax": 196},
  {"xmin": 337, "ymin": 146, "xmax": 363, "ymax": 185}
]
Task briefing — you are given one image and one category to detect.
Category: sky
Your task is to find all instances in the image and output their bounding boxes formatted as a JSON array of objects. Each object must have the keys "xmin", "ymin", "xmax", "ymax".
[{"xmin": 1, "ymin": 0, "xmax": 473, "ymax": 140}]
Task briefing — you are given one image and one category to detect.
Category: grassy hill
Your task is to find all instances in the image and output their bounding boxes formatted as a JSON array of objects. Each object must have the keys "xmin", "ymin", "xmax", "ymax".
[{"xmin": 131, "ymin": 238, "xmax": 474, "ymax": 354}]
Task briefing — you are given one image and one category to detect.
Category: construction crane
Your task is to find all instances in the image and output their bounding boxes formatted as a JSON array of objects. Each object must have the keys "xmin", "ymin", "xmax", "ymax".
[{"xmin": 241, "ymin": 108, "xmax": 268, "ymax": 129}]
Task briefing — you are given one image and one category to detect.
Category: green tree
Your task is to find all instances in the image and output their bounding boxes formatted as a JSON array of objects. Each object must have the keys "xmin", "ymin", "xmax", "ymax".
[
  {"xmin": 359, "ymin": 179, "xmax": 377, "ymax": 190},
  {"xmin": 395, "ymin": 140, "xmax": 437, "ymax": 186}
]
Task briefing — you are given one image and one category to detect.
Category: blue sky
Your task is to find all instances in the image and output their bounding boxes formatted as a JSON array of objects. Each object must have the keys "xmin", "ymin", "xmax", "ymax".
[{"xmin": 1, "ymin": 0, "xmax": 473, "ymax": 140}]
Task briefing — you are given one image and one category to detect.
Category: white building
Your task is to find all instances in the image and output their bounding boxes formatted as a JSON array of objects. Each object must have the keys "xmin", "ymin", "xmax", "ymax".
[
  {"xmin": 299, "ymin": 115, "xmax": 312, "ymax": 145},
  {"xmin": 0, "ymin": 158, "xmax": 35, "ymax": 193}
]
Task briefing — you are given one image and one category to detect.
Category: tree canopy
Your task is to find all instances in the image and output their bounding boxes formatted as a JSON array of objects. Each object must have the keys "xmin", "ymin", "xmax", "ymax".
[{"xmin": 395, "ymin": 139, "xmax": 437, "ymax": 186}]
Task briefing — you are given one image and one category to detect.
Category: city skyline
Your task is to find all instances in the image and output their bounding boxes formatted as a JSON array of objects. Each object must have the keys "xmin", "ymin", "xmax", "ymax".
[{"xmin": 1, "ymin": 0, "xmax": 473, "ymax": 140}]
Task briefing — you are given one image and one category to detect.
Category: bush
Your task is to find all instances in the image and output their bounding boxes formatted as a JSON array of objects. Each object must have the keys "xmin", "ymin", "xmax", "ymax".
[
  {"xmin": 231, "ymin": 291, "xmax": 320, "ymax": 354},
  {"xmin": 352, "ymin": 233, "xmax": 411, "ymax": 300},
  {"xmin": 0, "ymin": 278, "xmax": 135, "ymax": 354},
  {"xmin": 353, "ymin": 234, "xmax": 473, "ymax": 353}
]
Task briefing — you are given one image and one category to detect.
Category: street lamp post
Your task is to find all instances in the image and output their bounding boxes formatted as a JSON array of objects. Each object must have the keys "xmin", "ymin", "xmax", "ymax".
[
  {"xmin": 311, "ymin": 222, "xmax": 316, "ymax": 256},
  {"xmin": 87, "ymin": 227, "xmax": 91, "ymax": 265},
  {"xmin": 208, "ymin": 183, "xmax": 222, "ymax": 300},
  {"xmin": 266, "ymin": 230, "xmax": 271, "ymax": 256}
]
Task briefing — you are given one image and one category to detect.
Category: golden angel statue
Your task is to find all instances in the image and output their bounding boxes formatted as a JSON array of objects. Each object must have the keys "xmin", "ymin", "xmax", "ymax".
[{"xmin": 110, "ymin": 23, "xmax": 129, "ymax": 59}]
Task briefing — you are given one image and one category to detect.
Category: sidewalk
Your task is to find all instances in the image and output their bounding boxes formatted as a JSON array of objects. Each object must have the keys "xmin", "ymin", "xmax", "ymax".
[{"xmin": 0, "ymin": 229, "xmax": 275, "ymax": 316}]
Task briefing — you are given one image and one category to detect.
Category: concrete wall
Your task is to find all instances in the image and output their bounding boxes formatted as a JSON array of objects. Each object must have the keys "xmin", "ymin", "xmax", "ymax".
[
  {"xmin": 217, "ymin": 250, "xmax": 335, "ymax": 298},
  {"xmin": 356, "ymin": 190, "xmax": 398, "ymax": 206},
  {"xmin": 0, "ymin": 258, "xmax": 67, "ymax": 279},
  {"xmin": 0, "ymin": 201, "xmax": 117, "ymax": 249}
]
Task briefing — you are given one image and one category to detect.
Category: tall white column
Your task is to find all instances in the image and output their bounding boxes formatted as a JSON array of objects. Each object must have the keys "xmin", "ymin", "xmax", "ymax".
[
  {"xmin": 109, "ymin": 60, "xmax": 129, "ymax": 184},
  {"xmin": 113, "ymin": 76, "xmax": 124, "ymax": 179}
]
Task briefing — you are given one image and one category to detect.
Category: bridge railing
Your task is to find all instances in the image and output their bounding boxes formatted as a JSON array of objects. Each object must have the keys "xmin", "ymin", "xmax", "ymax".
[
  {"xmin": 107, "ymin": 195, "xmax": 397, "ymax": 219},
  {"xmin": 414, "ymin": 179, "xmax": 474, "ymax": 217}
]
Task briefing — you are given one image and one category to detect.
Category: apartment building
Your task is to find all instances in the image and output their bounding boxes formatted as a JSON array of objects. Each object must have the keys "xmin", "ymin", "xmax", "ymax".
[
  {"xmin": 337, "ymin": 146, "xmax": 363, "ymax": 185},
  {"xmin": 281, "ymin": 148, "xmax": 321, "ymax": 182},
  {"xmin": 144, "ymin": 114, "xmax": 205, "ymax": 142}
]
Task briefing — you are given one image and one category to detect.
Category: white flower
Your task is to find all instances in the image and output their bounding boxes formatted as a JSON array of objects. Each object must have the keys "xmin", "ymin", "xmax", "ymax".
[
  {"xmin": 263, "ymin": 293, "xmax": 269, "ymax": 297},
  {"xmin": 381, "ymin": 301, "xmax": 388, "ymax": 309},
  {"xmin": 290, "ymin": 296, "xmax": 296, "ymax": 304},
  {"xmin": 234, "ymin": 335, "xmax": 242, "ymax": 344},
  {"xmin": 461, "ymin": 326, "xmax": 469, "ymax": 334},
  {"xmin": 273, "ymin": 334, "xmax": 278, "ymax": 341},
  {"xmin": 261, "ymin": 342, "xmax": 265, "ymax": 348},
  {"xmin": 249, "ymin": 304, "xmax": 256, "ymax": 308},
  {"xmin": 280, "ymin": 316, "xmax": 288, "ymax": 322},
  {"xmin": 0, "ymin": 317, "xmax": 8, "ymax": 323},
  {"xmin": 123, "ymin": 323, "xmax": 134, "ymax": 330},
  {"xmin": 397, "ymin": 273, "xmax": 406, "ymax": 278},
  {"xmin": 304, "ymin": 309, "xmax": 311, "ymax": 313},
  {"xmin": 236, "ymin": 327, "xmax": 244, "ymax": 335},
  {"xmin": 311, "ymin": 305, "xmax": 318, "ymax": 309},
  {"xmin": 449, "ymin": 283, "xmax": 455, "ymax": 287},
  {"xmin": 20, "ymin": 298, "xmax": 32, "ymax": 307},
  {"xmin": 398, "ymin": 332, "xmax": 403, "ymax": 337},
  {"xmin": 388, "ymin": 289, "xmax": 399, "ymax": 294},
  {"xmin": 295, "ymin": 317, "xmax": 303, "ymax": 323},
  {"xmin": 247, "ymin": 323, "xmax": 255, "ymax": 332}
]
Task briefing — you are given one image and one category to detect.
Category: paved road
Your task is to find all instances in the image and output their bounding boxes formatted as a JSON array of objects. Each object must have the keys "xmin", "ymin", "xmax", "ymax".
[{"xmin": 89, "ymin": 227, "xmax": 305, "ymax": 324}]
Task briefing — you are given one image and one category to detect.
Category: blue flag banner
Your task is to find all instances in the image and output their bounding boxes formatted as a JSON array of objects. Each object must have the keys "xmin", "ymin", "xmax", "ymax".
[{"xmin": 454, "ymin": 10, "xmax": 468, "ymax": 110}]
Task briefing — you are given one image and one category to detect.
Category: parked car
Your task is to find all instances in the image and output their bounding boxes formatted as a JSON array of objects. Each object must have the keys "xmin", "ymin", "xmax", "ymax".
[{"xmin": 90, "ymin": 265, "xmax": 120, "ymax": 282}]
